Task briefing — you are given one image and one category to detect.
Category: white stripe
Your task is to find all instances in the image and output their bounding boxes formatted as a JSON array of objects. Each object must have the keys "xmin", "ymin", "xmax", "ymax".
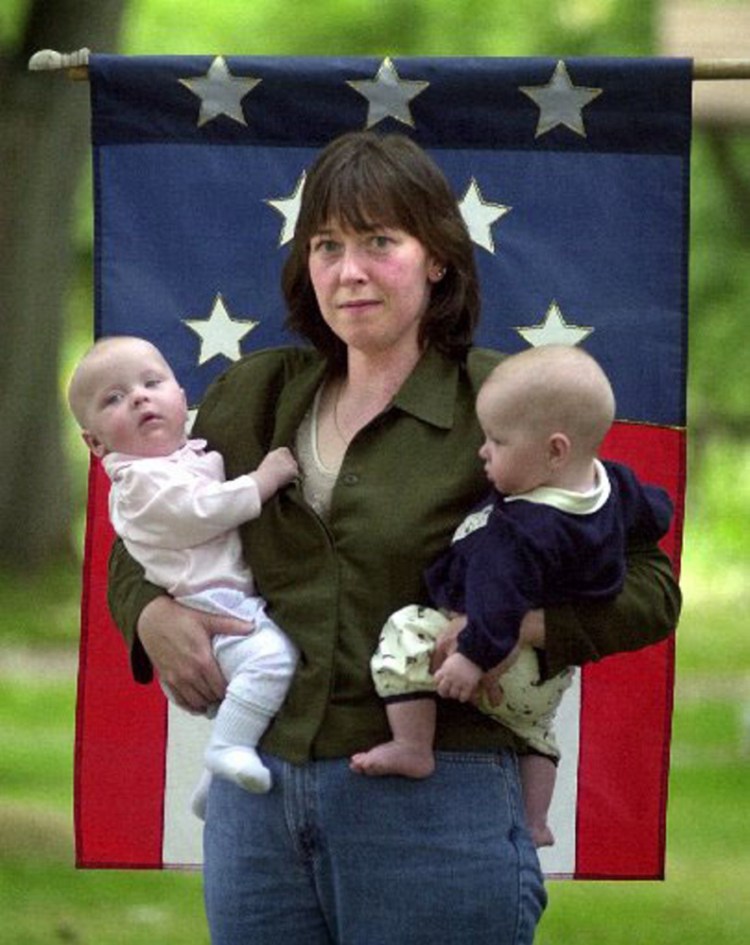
[
  {"xmin": 160, "ymin": 674, "xmax": 582, "ymax": 873},
  {"xmin": 162, "ymin": 703, "xmax": 209, "ymax": 867},
  {"xmin": 538, "ymin": 667, "xmax": 581, "ymax": 878}
]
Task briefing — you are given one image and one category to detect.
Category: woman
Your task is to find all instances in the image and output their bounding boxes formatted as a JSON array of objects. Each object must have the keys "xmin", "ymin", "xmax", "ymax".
[{"xmin": 109, "ymin": 131, "xmax": 680, "ymax": 944}]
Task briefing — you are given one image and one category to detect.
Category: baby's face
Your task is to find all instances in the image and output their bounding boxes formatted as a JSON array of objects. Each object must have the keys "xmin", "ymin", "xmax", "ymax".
[
  {"xmin": 476, "ymin": 383, "xmax": 552, "ymax": 497},
  {"xmin": 80, "ymin": 340, "xmax": 188, "ymax": 459}
]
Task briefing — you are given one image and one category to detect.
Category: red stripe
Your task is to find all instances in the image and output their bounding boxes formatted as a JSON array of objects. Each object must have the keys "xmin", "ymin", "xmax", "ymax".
[
  {"xmin": 574, "ymin": 422, "xmax": 683, "ymax": 878},
  {"xmin": 75, "ymin": 460, "xmax": 166, "ymax": 868},
  {"xmin": 74, "ymin": 423, "xmax": 683, "ymax": 874}
]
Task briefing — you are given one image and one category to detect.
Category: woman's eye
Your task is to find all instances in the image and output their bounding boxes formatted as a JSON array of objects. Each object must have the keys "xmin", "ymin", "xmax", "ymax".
[{"xmin": 312, "ymin": 238, "xmax": 339, "ymax": 254}]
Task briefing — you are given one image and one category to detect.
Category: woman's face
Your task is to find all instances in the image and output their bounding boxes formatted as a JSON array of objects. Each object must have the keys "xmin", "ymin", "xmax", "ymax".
[{"xmin": 307, "ymin": 220, "xmax": 440, "ymax": 360}]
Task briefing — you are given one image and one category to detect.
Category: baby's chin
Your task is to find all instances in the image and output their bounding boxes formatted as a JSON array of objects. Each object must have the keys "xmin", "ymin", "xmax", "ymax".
[
  {"xmin": 130, "ymin": 432, "xmax": 188, "ymax": 459},
  {"xmin": 152, "ymin": 436, "xmax": 188, "ymax": 457}
]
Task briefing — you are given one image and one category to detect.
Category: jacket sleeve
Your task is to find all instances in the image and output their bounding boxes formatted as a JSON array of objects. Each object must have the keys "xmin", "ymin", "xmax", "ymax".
[
  {"xmin": 107, "ymin": 539, "xmax": 164, "ymax": 683},
  {"xmin": 542, "ymin": 538, "xmax": 681, "ymax": 678}
]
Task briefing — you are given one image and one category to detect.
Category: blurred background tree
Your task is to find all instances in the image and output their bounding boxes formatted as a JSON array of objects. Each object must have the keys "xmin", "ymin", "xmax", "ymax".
[
  {"xmin": 0, "ymin": 0, "xmax": 747, "ymax": 579},
  {"xmin": 0, "ymin": 0, "xmax": 127, "ymax": 567}
]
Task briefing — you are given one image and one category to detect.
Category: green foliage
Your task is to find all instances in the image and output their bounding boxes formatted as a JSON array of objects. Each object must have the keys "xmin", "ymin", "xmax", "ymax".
[
  {"xmin": 0, "ymin": 559, "xmax": 81, "ymax": 647},
  {"xmin": 0, "ymin": 0, "xmax": 29, "ymax": 47},
  {"xmin": 689, "ymin": 135, "xmax": 750, "ymax": 424},
  {"xmin": 119, "ymin": 0, "xmax": 655, "ymax": 57},
  {"xmin": 688, "ymin": 438, "xmax": 750, "ymax": 561}
]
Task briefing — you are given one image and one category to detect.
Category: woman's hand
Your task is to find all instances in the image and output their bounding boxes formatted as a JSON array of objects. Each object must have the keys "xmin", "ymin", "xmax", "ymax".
[
  {"xmin": 518, "ymin": 608, "xmax": 546, "ymax": 648},
  {"xmin": 136, "ymin": 596, "xmax": 252, "ymax": 713}
]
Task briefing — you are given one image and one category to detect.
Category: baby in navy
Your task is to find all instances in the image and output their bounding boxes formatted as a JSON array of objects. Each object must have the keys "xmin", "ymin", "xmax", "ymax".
[{"xmin": 352, "ymin": 344, "xmax": 673, "ymax": 849}]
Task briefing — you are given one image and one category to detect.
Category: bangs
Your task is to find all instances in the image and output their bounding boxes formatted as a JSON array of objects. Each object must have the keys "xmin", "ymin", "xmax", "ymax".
[{"xmin": 301, "ymin": 156, "xmax": 419, "ymax": 239}]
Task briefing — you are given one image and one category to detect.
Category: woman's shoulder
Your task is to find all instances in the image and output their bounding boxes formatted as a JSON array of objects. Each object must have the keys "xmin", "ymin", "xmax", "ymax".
[
  {"xmin": 204, "ymin": 345, "xmax": 322, "ymax": 396},
  {"xmin": 465, "ymin": 346, "xmax": 505, "ymax": 390},
  {"xmin": 222, "ymin": 344, "xmax": 321, "ymax": 380},
  {"xmin": 195, "ymin": 345, "xmax": 323, "ymax": 437}
]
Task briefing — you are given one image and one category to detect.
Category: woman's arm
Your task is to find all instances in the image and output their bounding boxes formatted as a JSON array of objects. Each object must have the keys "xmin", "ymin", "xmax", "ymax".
[
  {"xmin": 107, "ymin": 536, "xmax": 165, "ymax": 682},
  {"xmin": 542, "ymin": 541, "xmax": 681, "ymax": 678},
  {"xmin": 108, "ymin": 539, "xmax": 249, "ymax": 711},
  {"xmin": 429, "ymin": 542, "xmax": 680, "ymax": 684}
]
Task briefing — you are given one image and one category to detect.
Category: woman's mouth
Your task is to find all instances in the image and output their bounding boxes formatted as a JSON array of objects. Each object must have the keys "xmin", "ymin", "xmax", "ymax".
[{"xmin": 338, "ymin": 298, "xmax": 380, "ymax": 312}]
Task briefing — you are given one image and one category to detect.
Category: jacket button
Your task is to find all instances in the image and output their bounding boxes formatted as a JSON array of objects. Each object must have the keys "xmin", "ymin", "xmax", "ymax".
[{"xmin": 342, "ymin": 473, "xmax": 359, "ymax": 485}]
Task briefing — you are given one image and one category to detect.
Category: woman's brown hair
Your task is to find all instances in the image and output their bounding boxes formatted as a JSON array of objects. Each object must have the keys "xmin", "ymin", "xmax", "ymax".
[{"xmin": 282, "ymin": 132, "xmax": 480, "ymax": 370}]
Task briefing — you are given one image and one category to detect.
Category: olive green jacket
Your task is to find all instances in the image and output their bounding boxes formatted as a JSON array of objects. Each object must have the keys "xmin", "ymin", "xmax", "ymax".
[{"xmin": 108, "ymin": 345, "xmax": 681, "ymax": 763}]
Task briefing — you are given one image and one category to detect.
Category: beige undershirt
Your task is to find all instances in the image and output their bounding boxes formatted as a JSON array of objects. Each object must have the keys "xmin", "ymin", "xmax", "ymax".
[{"xmin": 295, "ymin": 386, "xmax": 340, "ymax": 520}]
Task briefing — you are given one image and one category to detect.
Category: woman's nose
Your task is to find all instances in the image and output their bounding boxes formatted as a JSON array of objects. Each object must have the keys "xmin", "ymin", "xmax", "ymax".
[{"xmin": 339, "ymin": 247, "xmax": 367, "ymax": 283}]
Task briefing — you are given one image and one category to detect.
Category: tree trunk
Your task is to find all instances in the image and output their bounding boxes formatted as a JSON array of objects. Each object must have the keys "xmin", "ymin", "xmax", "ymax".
[{"xmin": 0, "ymin": 0, "xmax": 127, "ymax": 567}]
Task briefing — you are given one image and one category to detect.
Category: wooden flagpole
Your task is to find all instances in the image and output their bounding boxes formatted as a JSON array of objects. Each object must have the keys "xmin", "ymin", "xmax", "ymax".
[{"xmin": 27, "ymin": 48, "xmax": 750, "ymax": 81}]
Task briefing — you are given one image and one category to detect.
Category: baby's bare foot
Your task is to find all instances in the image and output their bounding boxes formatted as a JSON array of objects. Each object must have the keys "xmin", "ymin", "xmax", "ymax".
[
  {"xmin": 350, "ymin": 740, "xmax": 435, "ymax": 779},
  {"xmin": 529, "ymin": 823, "xmax": 555, "ymax": 848}
]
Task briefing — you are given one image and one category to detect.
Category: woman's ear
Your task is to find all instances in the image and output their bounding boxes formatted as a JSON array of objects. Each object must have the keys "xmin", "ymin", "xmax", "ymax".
[{"xmin": 427, "ymin": 261, "xmax": 447, "ymax": 283}]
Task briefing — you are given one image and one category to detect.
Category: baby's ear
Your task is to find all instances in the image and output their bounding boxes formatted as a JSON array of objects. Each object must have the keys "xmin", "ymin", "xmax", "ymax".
[
  {"xmin": 82, "ymin": 430, "xmax": 107, "ymax": 459},
  {"xmin": 548, "ymin": 432, "xmax": 570, "ymax": 467}
]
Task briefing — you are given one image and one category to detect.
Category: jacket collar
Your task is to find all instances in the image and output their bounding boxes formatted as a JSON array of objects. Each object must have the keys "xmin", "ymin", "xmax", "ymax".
[
  {"xmin": 391, "ymin": 346, "xmax": 459, "ymax": 430},
  {"xmin": 272, "ymin": 345, "xmax": 460, "ymax": 444},
  {"xmin": 271, "ymin": 353, "xmax": 328, "ymax": 448}
]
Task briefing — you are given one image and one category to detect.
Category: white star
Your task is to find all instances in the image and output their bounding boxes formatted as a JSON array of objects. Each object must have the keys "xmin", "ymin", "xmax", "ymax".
[
  {"xmin": 265, "ymin": 172, "xmax": 306, "ymax": 246},
  {"xmin": 514, "ymin": 302, "xmax": 594, "ymax": 347},
  {"xmin": 459, "ymin": 178, "xmax": 511, "ymax": 254},
  {"xmin": 179, "ymin": 56, "xmax": 261, "ymax": 128},
  {"xmin": 183, "ymin": 294, "xmax": 259, "ymax": 365},
  {"xmin": 519, "ymin": 60, "xmax": 602, "ymax": 138},
  {"xmin": 347, "ymin": 57, "xmax": 429, "ymax": 129}
]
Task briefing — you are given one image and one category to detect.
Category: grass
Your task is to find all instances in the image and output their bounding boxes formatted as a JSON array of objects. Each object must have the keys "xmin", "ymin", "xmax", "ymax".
[
  {"xmin": 536, "ymin": 520, "xmax": 750, "ymax": 944},
  {"xmin": 0, "ymin": 487, "xmax": 748, "ymax": 943},
  {"xmin": 538, "ymin": 696, "xmax": 750, "ymax": 944},
  {"xmin": 0, "ymin": 674, "xmax": 210, "ymax": 945}
]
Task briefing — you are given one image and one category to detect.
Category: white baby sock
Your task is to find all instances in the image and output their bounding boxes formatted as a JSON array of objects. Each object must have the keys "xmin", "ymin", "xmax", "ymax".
[
  {"xmin": 204, "ymin": 694, "xmax": 273, "ymax": 795},
  {"xmin": 190, "ymin": 768, "xmax": 212, "ymax": 820}
]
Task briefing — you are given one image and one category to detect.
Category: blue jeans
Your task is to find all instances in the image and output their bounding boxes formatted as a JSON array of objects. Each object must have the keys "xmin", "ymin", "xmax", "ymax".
[{"xmin": 203, "ymin": 750, "xmax": 546, "ymax": 944}]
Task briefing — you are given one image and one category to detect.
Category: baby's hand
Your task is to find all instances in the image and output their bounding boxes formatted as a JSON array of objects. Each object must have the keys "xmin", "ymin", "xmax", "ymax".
[
  {"xmin": 262, "ymin": 447, "xmax": 299, "ymax": 483},
  {"xmin": 252, "ymin": 448, "xmax": 299, "ymax": 501},
  {"xmin": 433, "ymin": 652, "xmax": 483, "ymax": 703}
]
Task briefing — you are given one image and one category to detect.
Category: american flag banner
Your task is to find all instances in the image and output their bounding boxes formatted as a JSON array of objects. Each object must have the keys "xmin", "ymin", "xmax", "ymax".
[{"xmin": 76, "ymin": 55, "xmax": 690, "ymax": 876}]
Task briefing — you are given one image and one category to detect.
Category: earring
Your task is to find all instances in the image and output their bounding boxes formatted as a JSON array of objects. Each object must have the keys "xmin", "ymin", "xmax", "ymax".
[{"xmin": 430, "ymin": 266, "xmax": 446, "ymax": 282}]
